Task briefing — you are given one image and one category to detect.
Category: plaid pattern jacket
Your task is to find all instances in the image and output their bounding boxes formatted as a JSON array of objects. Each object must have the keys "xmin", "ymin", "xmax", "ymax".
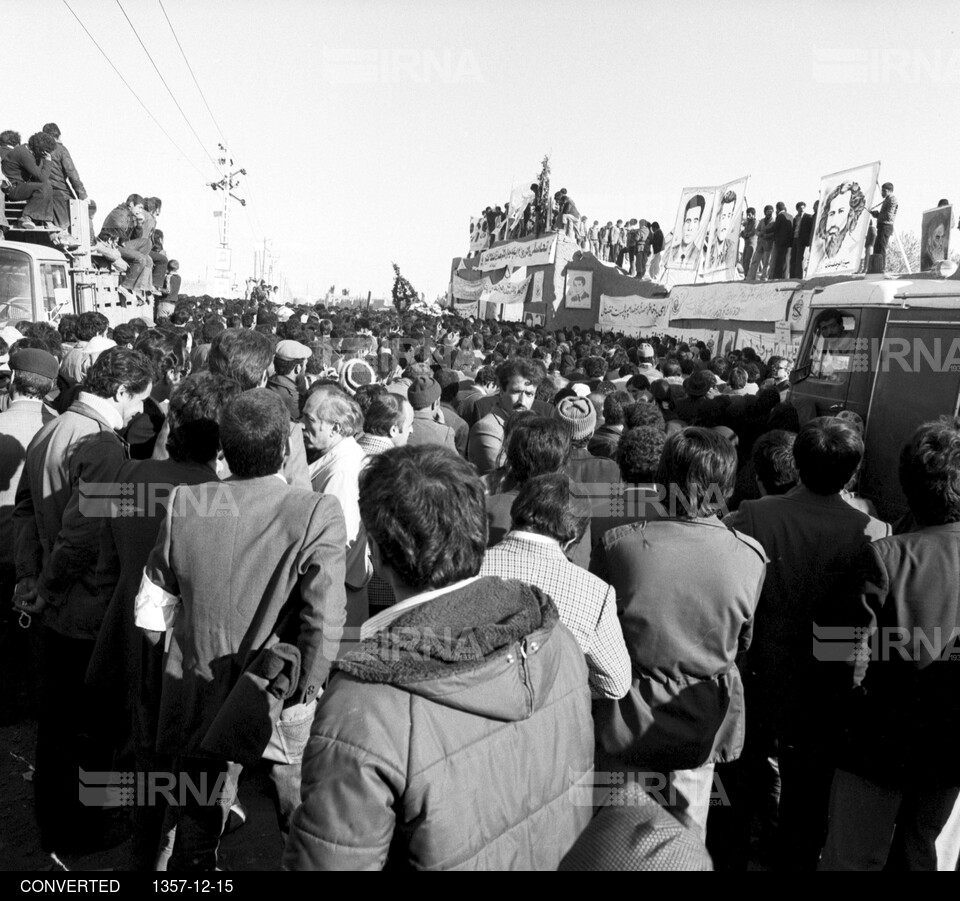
[{"xmin": 480, "ymin": 531, "xmax": 631, "ymax": 699}]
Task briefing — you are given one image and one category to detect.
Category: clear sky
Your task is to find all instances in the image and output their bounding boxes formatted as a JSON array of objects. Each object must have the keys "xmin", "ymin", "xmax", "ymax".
[{"xmin": 8, "ymin": 0, "xmax": 960, "ymax": 299}]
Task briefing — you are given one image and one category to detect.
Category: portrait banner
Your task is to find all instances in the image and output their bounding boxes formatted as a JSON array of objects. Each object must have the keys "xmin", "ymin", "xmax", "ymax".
[
  {"xmin": 735, "ymin": 328, "xmax": 802, "ymax": 365},
  {"xmin": 477, "ymin": 235, "xmax": 558, "ymax": 271},
  {"xmin": 469, "ymin": 217, "xmax": 489, "ymax": 252},
  {"xmin": 700, "ymin": 176, "xmax": 749, "ymax": 281},
  {"xmin": 531, "ymin": 270, "xmax": 544, "ymax": 305},
  {"xmin": 661, "ymin": 186, "xmax": 717, "ymax": 283},
  {"xmin": 597, "ymin": 294, "xmax": 671, "ymax": 335},
  {"xmin": 667, "ymin": 281, "xmax": 793, "ymax": 323},
  {"xmin": 806, "ymin": 161, "xmax": 881, "ymax": 277},
  {"xmin": 920, "ymin": 204, "xmax": 952, "ymax": 272}
]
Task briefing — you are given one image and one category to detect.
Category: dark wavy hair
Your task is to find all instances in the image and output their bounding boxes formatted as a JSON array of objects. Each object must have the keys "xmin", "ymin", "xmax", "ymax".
[
  {"xmin": 624, "ymin": 401, "xmax": 666, "ymax": 432},
  {"xmin": 27, "ymin": 132, "xmax": 56, "ymax": 164},
  {"xmin": 76, "ymin": 311, "xmax": 109, "ymax": 342},
  {"xmin": 656, "ymin": 427, "xmax": 737, "ymax": 518},
  {"xmin": 504, "ymin": 416, "xmax": 571, "ymax": 484},
  {"xmin": 497, "ymin": 358, "xmax": 544, "ymax": 391},
  {"xmin": 82, "ymin": 347, "xmax": 154, "ymax": 399},
  {"xmin": 359, "ymin": 445, "xmax": 487, "ymax": 591},
  {"xmin": 364, "ymin": 393, "xmax": 407, "ymax": 437},
  {"xmin": 510, "ymin": 473, "xmax": 589, "ymax": 547},
  {"xmin": 166, "ymin": 372, "xmax": 242, "ymax": 464},
  {"xmin": 208, "ymin": 329, "xmax": 273, "ymax": 390},
  {"xmin": 752, "ymin": 430, "xmax": 798, "ymax": 496},
  {"xmin": 619, "ymin": 426, "xmax": 667, "ymax": 484},
  {"xmin": 793, "ymin": 420, "xmax": 863, "ymax": 495},
  {"xmin": 899, "ymin": 415, "xmax": 960, "ymax": 526},
  {"xmin": 219, "ymin": 389, "xmax": 289, "ymax": 478},
  {"xmin": 134, "ymin": 328, "xmax": 186, "ymax": 384}
]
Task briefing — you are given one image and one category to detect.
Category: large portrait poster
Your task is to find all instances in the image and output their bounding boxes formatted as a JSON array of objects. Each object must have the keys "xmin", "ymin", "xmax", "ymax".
[
  {"xmin": 920, "ymin": 204, "xmax": 952, "ymax": 271},
  {"xmin": 806, "ymin": 161, "xmax": 881, "ymax": 277},
  {"xmin": 700, "ymin": 176, "xmax": 749, "ymax": 282},
  {"xmin": 564, "ymin": 270, "xmax": 593, "ymax": 309},
  {"xmin": 662, "ymin": 186, "xmax": 716, "ymax": 284}
]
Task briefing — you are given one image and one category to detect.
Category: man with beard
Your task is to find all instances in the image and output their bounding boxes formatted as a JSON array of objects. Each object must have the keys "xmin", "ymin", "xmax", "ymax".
[
  {"xmin": 467, "ymin": 359, "xmax": 543, "ymax": 475},
  {"xmin": 667, "ymin": 193, "xmax": 707, "ymax": 271},
  {"xmin": 815, "ymin": 181, "xmax": 867, "ymax": 267},
  {"xmin": 705, "ymin": 190, "xmax": 739, "ymax": 272}
]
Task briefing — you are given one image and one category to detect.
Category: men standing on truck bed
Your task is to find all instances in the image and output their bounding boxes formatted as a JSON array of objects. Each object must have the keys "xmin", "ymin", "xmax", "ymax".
[{"xmin": 40, "ymin": 123, "xmax": 87, "ymax": 231}]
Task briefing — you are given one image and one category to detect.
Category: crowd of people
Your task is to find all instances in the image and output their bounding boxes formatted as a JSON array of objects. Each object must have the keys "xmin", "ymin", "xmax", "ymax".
[{"xmin": 1, "ymin": 298, "xmax": 958, "ymax": 872}]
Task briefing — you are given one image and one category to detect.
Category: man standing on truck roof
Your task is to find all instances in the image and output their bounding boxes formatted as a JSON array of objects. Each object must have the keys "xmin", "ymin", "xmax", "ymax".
[{"xmin": 40, "ymin": 123, "xmax": 87, "ymax": 231}]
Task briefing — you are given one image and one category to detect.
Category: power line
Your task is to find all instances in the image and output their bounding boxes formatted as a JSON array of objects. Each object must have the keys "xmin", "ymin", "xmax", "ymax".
[
  {"xmin": 157, "ymin": 0, "xmax": 227, "ymax": 144},
  {"xmin": 114, "ymin": 0, "xmax": 220, "ymax": 173},
  {"xmin": 60, "ymin": 0, "xmax": 209, "ymax": 181}
]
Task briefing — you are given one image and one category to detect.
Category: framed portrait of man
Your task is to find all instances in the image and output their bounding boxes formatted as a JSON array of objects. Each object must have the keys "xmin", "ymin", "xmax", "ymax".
[
  {"xmin": 920, "ymin": 204, "xmax": 952, "ymax": 272},
  {"xmin": 565, "ymin": 271, "xmax": 593, "ymax": 309}
]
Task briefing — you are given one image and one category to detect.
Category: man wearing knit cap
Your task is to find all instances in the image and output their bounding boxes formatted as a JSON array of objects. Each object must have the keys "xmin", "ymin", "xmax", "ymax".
[
  {"xmin": 407, "ymin": 375, "xmax": 456, "ymax": 451},
  {"xmin": 268, "ymin": 339, "xmax": 312, "ymax": 420},
  {"xmin": 434, "ymin": 369, "xmax": 468, "ymax": 456},
  {"xmin": 339, "ymin": 358, "xmax": 376, "ymax": 398},
  {"xmin": 555, "ymin": 395, "xmax": 622, "ymax": 511}
]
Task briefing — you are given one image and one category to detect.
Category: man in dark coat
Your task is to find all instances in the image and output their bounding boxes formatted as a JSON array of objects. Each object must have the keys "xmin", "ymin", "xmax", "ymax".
[
  {"xmin": 790, "ymin": 202, "xmax": 814, "ymax": 279},
  {"xmin": 135, "ymin": 390, "xmax": 348, "ymax": 871},
  {"xmin": 41, "ymin": 123, "xmax": 87, "ymax": 230},
  {"xmin": 0, "ymin": 130, "xmax": 55, "ymax": 227},
  {"xmin": 770, "ymin": 201, "xmax": 795, "ymax": 279},
  {"xmin": 734, "ymin": 419, "xmax": 890, "ymax": 869},
  {"xmin": 820, "ymin": 416, "xmax": 960, "ymax": 870},
  {"xmin": 87, "ymin": 372, "xmax": 241, "ymax": 870}
]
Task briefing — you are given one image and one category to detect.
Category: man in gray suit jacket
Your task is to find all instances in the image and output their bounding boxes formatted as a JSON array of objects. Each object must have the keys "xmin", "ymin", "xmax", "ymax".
[{"xmin": 135, "ymin": 390, "xmax": 348, "ymax": 871}]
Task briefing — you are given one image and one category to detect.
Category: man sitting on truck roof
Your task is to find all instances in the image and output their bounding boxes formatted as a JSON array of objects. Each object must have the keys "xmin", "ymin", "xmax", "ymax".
[
  {"xmin": 0, "ymin": 130, "xmax": 56, "ymax": 230},
  {"xmin": 98, "ymin": 194, "xmax": 153, "ymax": 306}
]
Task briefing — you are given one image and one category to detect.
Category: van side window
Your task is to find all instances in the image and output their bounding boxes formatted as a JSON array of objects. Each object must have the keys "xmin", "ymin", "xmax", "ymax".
[{"xmin": 39, "ymin": 263, "xmax": 69, "ymax": 317}]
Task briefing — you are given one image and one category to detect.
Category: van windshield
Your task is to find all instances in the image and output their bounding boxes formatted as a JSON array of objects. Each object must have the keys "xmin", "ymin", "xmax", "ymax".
[
  {"xmin": 0, "ymin": 248, "xmax": 33, "ymax": 323},
  {"xmin": 793, "ymin": 308, "xmax": 860, "ymax": 385}
]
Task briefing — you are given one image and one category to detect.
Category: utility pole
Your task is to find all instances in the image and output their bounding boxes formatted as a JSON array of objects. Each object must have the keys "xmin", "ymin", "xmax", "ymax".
[{"xmin": 208, "ymin": 142, "xmax": 247, "ymax": 294}]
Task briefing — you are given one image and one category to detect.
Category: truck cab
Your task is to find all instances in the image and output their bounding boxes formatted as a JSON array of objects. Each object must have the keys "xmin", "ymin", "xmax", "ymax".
[
  {"xmin": 790, "ymin": 268, "xmax": 960, "ymax": 521},
  {"xmin": 1, "ymin": 198, "xmax": 138, "ymax": 329}
]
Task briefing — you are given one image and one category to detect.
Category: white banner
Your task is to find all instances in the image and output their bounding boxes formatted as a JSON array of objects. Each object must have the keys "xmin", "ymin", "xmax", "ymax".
[
  {"xmin": 597, "ymin": 294, "xmax": 671, "ymax": 335},
  {"xmin": 806, "ymin": 161, "xmax": 881, "ymax": 278},
  {"xmin": 735, "ymin": 328, "xmax": 802, "ymax": 365},
  {"xmin": 477, "ymin": 235, "xmax": 558, "ymax": 271},
  {"xmin": 452, "ymin": 273, "xmax": 490, "ymax": 300},
  {"xmin": 669, "ymin": 328, "xmax": 721, "ymax": 352},
  {"xmin": 480, "ymin": 270, "xmax": 530, "ymax": 305},
  {"xmin": 453, "ymin": 300, "xmax": 479, "ymax": 317},
  {"xmin": 667, "ymin": 281, "xmax": 795, "ymax": 323}
]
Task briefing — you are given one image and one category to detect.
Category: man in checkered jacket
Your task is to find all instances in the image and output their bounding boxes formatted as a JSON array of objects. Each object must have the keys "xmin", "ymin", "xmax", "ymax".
[{"xmin": 480, "ymin": 472, "xmax": 631, "ymax": 700}]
